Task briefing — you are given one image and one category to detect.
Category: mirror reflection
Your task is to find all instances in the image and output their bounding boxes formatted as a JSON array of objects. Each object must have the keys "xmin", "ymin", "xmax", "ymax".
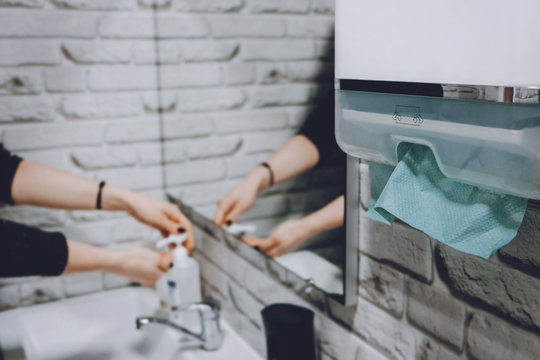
[{"xmin": 160, "ymin": 39, "xmax": 346, "ymax": 297}]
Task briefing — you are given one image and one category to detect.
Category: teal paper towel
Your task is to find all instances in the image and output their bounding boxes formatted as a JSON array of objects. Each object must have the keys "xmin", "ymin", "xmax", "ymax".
[{"xmin": 366, "ymin": 145, "xmax": 528, "ymax": 259}]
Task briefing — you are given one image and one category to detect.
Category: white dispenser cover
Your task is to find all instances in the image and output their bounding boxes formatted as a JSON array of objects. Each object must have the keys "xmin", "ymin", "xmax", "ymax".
[{"xmin": 336, "ymin": 0, "xmax": 540, "ymax": 87}]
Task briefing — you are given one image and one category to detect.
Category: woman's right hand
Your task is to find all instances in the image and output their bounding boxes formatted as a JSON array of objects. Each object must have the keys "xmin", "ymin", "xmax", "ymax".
[
  {"xmin": 113, "ymin": 247, "xmax": 173, "ymax": 286},
  {"xmin": 214, "ymin": 167, "xmax": 269, "ymax": 226}
]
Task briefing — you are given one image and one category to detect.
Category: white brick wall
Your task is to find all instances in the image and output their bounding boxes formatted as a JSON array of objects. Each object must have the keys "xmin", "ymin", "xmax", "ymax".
[{"xmin": 0, "ymin": 0, "xmax": 336, "ymax": 310}]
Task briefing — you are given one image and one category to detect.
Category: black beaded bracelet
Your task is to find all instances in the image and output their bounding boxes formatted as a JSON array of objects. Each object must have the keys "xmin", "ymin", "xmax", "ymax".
[
  {"xmin": 260, "ymin": 162, "xmax": 275, "ymax": 187},
  {"xmin": 96, "ymin": 181, "xmax": 106, "ymax": 210}
]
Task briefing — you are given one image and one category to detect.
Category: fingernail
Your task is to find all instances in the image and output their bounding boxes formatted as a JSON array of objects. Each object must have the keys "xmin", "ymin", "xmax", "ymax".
[
  {"xmin": 226, "ymin": 220, "xmax": 232, "ymax": 226},
  {"xmin": 254, "ymin": 246, "xmax": 261, "ymax": 251},
  {"xmin": 170, "ymin": 262, "xmax": 174, "ymax": 269},
  {"xmin": 178, "ymin": 227, "xmax": 186, "ymax": 234},
  {"xmin": 168, "ymin": 243, "xmax": 177, "ymax": 250}
]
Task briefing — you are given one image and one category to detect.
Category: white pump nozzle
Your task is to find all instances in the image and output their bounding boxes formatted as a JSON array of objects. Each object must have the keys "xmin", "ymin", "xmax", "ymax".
[{"xmin": 156, "ymin": 233, "xmax": 187, "ymax": 250}]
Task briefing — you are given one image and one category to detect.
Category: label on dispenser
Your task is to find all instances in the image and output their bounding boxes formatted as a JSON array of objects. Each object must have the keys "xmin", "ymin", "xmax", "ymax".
[
  {"xmin": 393, "ymin": 105, "xmax": 423, "ymax": 126},
  {"xmin": 167, "ymin": 280, "xmax": 181, "ymax": 307}
]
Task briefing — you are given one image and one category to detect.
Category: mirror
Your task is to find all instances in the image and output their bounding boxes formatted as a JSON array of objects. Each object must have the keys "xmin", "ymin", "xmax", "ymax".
[{"xmin": 149, "ymin": 9, "xmax": 351, "ymax": 304}]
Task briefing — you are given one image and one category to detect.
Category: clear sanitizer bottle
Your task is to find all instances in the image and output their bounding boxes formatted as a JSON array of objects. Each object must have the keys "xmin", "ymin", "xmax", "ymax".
[
  {"xmin": 167, "ymin": 241, "xmax": 201, "ymax": 330},
  {"xmin": 156, "ymin": 234, "xmax": 202, "ymax": 330},
  {"xmin": 167, "ymin": 245, "xmax": 201, "ymax": 309}
]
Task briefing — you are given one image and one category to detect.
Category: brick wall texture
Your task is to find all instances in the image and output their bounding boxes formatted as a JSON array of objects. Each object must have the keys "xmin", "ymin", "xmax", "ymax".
[
  {"xmin": 0, "ymin": 0, "xmax": 336, "ymax": 307},
  {"xmin": 2, "ymin": 2, "xmax": 540, "ymax": 360}
]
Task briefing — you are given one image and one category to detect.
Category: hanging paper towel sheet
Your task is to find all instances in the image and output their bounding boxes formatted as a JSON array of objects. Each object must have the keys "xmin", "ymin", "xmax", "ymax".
[{"xmin": 366, "ymin": 144, "xmax": 528, "ymax": 259}]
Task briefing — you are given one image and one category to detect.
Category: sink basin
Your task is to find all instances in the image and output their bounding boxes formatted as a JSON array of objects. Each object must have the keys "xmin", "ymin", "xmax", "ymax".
[
  {"xmin": 276, "ymin": 250, "xmax": 343, "ymax": 295},
  {"xmin": 0, "ymin": 287, "xmax": 261, "ymax": 360}
]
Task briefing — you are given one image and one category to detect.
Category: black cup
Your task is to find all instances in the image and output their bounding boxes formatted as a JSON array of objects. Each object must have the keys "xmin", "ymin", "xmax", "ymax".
[{"xmin": 261, "ymin": 303, "xmax": 316, "ymax": 360}]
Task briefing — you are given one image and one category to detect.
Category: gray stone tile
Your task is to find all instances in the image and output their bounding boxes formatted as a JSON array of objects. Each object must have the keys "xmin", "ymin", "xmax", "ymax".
[
  {"xmin": 360, "ymin": 211, "xmax": 433, "ymax": 282},
  {"xmin": 437, "ymin": 243, "xmax": 540, "ymax": 332},
  {"xmin": 467, "ymin": 311, "xmax": 540, "ymax": 360},
  {"xmin": 407, "ymin": 278, "xmax": 466, "ymax": 350},
  {"xmin": 359, "ymin": 255, "xmax": 404, "ymax": 318}
]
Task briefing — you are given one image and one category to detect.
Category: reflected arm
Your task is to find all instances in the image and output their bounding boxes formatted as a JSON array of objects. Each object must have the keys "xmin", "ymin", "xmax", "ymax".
[
  {"xmin": 301, "ymin": 195, "xmax": 345, "ymax": 236},
  {"xmin": 258, "ymin": 134, "xmax": 320, "ymax": 190},
  {"xmin": 244, "ymin": 195, "xmax": 344, "ymax": 257}
]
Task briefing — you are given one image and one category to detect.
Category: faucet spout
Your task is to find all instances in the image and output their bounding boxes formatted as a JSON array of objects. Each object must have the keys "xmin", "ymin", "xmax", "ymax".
[
  {"xmin": 136, "ymin": 316, "xmax": 204, "ymax": 341},
  {"xmin": 136, "ymin": 300, "xmax": 223, "ymax": 351}
]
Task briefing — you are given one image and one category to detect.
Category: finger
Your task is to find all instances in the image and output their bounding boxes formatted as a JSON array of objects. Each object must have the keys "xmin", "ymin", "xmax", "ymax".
[
  {"xmin": 214, "ymin": 198, "xmax": 235, "ymax": 225},
  {"xmin": 175, "ymin": 212, "xmax": 194, "ymax": 254},
  {"xmin": 259, "ymin": 237, "xmax": 279, "ymax": 252},
  {"xmin": 148, "ymin": 269, "xmax": 164, "ymax": 285},
  {"xmin": 242, "ymin": 236, "xmax": 264, "ymax": 247},
  {"xmin": 183, "ymin": 237, "xmax": 194, "ymax": 255},
  {"xmin": 164, "ymin": 205, "xmax": 180, "ymax": 223},
  {"xmin": 243, "ymin": 237, "xmax": 276, "ymax": 252},
  {"xmin": 157, "ymin": 216, "xmax": 185, "ymax": 238},
  {"xmin": 157, "ymin": 252, "xmax": 173, "ymax": 271},
  {"xmin": 267, "ymin": 245, "xmax": 285, "ymax": 258},
  {"xmin": 224, "ymin": 203, "xmax": 246, "ymax": 225},
  {"xmin": 136, "ymin": 269, "xmax": 163, "ymax": 287}
]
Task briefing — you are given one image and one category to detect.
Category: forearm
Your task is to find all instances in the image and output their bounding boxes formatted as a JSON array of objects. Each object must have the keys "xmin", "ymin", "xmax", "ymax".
[
  {"xmin": 265, "ymin": 135, "xmax": 319, "ymax": 185},
  {"xmin": 301, "ymin": 195, "xmax": 345, "ymax": 237},
  {"xmin": 11, "ymin": 160, "xmax": 133, "ymax": 212},
  {"xmin": 63, "ymin": 239, "xmax": 170, "ymax": 285},
  {"xmin": 248, "ymin": 135, "xmax": 319, "ymax": 192},
  {"xmin": 63, "ymin": 239, "xmax": 120, "ymax": 275}
]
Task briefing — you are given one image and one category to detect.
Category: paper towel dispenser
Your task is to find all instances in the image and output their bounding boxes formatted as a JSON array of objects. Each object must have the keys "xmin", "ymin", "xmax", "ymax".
[{"xmin": 335, "ymin": 0, "xmax": 540, "ymax": 199}]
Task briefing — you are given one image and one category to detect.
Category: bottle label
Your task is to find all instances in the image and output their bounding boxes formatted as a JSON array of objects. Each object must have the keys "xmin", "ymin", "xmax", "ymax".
[{"xmin": 167, "ymin": 280, "xmax": 181, "ymax": 306}]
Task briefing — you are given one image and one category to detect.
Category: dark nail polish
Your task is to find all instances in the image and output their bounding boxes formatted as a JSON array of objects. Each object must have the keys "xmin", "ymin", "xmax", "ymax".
[
  {"xmin": 170, "ymin": 262, "xmax": 174, "ymax": 269},
  {"xmin": 226, "ymin": 220, "xmax": 233, "ymax": 226},
  {"xmin": 254, "ymin": 246, "xmax": 261, "ymax": 251},
  {"xmin": 178, "ymin": 227, "xmax": 186, "ymax": 234}
]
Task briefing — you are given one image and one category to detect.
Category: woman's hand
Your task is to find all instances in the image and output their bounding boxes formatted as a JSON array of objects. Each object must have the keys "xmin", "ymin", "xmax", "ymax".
[
  {"xmin": 64, "ymin": 240, "xmax": 173, "ymax": 286},
  {"xmin": 243, "ymin": 218, "xmax": 313, "ymax": 258},
  {"xmin": 113, "ymin": 248, "xmax": 173, "ymax": 286},
  {"xmin": 214, "ymin": 167, "xmax": 269, "ymax": 226},
  {"xmin": 242, "ymin": 196, "xmax": 345, "ymax": 258},
  {"xmin": 103, "ymin": 187, "xmax": 194, "ymax": 253}
]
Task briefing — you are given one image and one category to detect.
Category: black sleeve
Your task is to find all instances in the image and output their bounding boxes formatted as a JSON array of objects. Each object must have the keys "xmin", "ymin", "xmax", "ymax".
[
  {"xmin": 297, "ymin": 86, "xmax": 339, "ymax": 165},
  {"xmin": 0, "ymin": 144, "xmax": 22, "ymax": 205},
  {"xmin": 0, "ymin": 219, "xmax": 68, "ymax": 277}
]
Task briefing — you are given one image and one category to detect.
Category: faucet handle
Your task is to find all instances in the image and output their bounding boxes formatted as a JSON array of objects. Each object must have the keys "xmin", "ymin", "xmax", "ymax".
[{"xmin": 174, "ymin": 299, "xmax": 220, "ymax": 320}]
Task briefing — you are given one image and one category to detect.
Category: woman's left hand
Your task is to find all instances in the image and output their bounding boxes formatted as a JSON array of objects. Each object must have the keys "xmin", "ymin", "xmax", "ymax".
[
  {"xmin": 118, "ymin": 191, "xmax": 194, "ymax": 254},
  {"xmin": 243, "ymin": 218, "xmax": 313, "ymax": 258}
]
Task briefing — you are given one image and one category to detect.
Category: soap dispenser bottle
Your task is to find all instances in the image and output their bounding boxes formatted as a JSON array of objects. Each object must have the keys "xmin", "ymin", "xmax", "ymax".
[
  {"xmin": 168, "ymin": 245, "xmax": 202, "ymax": 330},
  {"xmin": 166, "ymin": 245, "xmax": 201, "ymax": 310}
]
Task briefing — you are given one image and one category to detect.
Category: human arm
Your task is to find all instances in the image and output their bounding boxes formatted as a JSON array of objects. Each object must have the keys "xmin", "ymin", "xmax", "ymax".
[
  {"xmin": 0, "ymin": 219, "xmax": 172, "ymax": 284},
  {"xmin": 243, "ymin": 195, "xmax": 344, "ymax": 257},
  {"xmin": 214, "ymin": 135, "xmax": 320, "ymax": 225},
  {"xmin": 9, "ymin": 159, "xmax": 193, "ymax": 250},
  {"xmin": 64, "ymin": 240, "xmax": 173, "ymax": 286}
]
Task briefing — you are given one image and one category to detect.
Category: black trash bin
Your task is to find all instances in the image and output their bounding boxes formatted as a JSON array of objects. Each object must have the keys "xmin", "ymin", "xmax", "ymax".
[{"xmin": 261, "ymin": 303, "xmax": 317, "ymax": 360}]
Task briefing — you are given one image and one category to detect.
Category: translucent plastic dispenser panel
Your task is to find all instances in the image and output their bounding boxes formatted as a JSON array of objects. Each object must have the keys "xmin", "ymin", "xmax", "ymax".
[{"xmin": 335, "ymin": 0, "xmax": 540, "ymax": 199}]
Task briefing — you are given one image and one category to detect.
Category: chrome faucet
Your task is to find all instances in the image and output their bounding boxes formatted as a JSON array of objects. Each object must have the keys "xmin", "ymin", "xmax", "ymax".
[{"xmin": 136, "ymin": 300, "xmax": 223, "ymax": 351}]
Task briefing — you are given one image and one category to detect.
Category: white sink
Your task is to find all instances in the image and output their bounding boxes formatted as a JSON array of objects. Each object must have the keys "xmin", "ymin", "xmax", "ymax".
[
  {"xmin": 0, "ymin": 287, "xmax": 262, "ymax": 360},
  {"xmin": 276, "ymin": 250, "xmax": 343, "ymax": 295}
]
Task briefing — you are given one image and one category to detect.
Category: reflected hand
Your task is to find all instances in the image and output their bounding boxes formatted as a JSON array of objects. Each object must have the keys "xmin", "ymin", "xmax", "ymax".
[
  {"xmin": 123, "ymin": 192, "xmax": 194, "ymax": 254},
  {"xmin": 214, "ymin": 169, "xmax": 267, "ymax": 225},
  {"xmin": 115, "ymin": 248, "xmax": 173, "ymax": 286},
  {"xmin": 243, "ymin": 219, "xmax": 313, "ymax": 258}
]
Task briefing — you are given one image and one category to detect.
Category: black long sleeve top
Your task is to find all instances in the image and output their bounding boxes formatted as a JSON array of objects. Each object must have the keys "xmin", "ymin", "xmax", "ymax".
[
  {"xmin": 0, "ymin": 145, "xmax": 68, "ymax": 277},
  {"xmin": 298, "ymin": 85, "xmax": 345, "ymax": 169}
]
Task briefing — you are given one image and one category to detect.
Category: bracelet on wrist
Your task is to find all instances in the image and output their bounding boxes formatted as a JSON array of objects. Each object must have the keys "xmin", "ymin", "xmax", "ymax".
[
  {"xmin": 260, "ymin": 162, "xmax": 275, "ymax": 187},
  {"xmin": 96, "ymin": 181, "xmax": 106, "ymax": 210}
]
